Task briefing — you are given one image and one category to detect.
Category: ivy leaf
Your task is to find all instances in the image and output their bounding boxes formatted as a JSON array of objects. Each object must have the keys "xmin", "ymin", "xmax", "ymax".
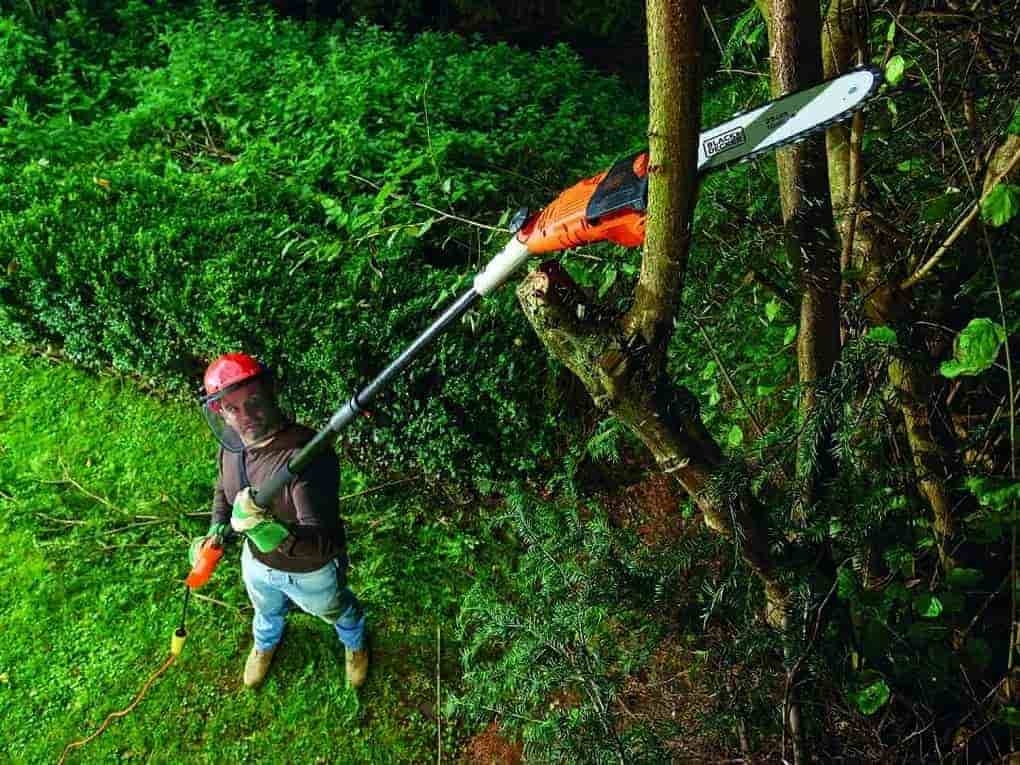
[
  {"xmin": 765, "ymin": 298, "xmax": 781, "ymax": 322},
  {"xmin": 914, "ymin": 593, "xmax": 943, "ymax": 618},
  {"xmin": 980, "ymin": 183, "xmax": 1020, "ymax": 227},
  {"xmin": 851, "ymin": 679, "xmax": 891, "ymax": 715},
  {"xmin": 727, "ymin": 424, "xmax": 744, "ymax": 447},
  {"xmin": 939, "ymin": 318, "xmax": 1006, "ymax": 378},
  {"xmin": 783, "ymin": 325, "xmax": 798, "ymax": 345},
  {"xmin": 865, "ymin": 326, "xmax": 897, "ymax": 345},
  {"xmin": 886, "ymin": 55, "xmax": 907, "ymax": 85}
]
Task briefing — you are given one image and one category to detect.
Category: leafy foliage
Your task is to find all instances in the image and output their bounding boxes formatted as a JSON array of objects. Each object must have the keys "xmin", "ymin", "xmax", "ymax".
[
  {"xmin": 0, "ymin": 3, "xmax": 645, "ymax": 482},
  {"xmin": 939, "ymin": 318, "xmax": 1006, "ymax": 378}
]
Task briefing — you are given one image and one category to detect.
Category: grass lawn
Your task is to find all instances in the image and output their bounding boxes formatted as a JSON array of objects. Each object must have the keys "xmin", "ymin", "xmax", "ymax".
[{"xmin": 0, "ymin": 349, "xmax": 491, "ymax": 763}]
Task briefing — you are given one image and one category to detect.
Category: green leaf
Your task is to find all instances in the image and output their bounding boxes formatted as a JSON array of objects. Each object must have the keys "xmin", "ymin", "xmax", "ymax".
[
  {"xmin": 914, "ymin": 593, "xmax": 943, "ymax": 618},
  {"xmin": 783, "ymin": 325, "xmax": 798, "ymax": 345},
  {"xmin": 700, "ymin": 360, "xmax": 717, "ymax": 380},
  {"xmin": 415, "ymin": 217, "xmax": 436, "ymax": 238},
  {"xmin": 886, "ymin": 55, "xmax": 907, "ymax": 85},
  {"xmin": 1002, "ymin": 707, "xmax": 1020, "ymax": 727},
  {"xmin": 980, "ymin": 183, "xmax": 1020, "ymax": 227},
  {"xmin": 707, "ymin": 383, "xmax": 721, "ymax": 407},
  {"xmin": 921, "ymin": 189, "xmax": 961, "ymax": 223},
  {"xmin": 837, "ymin": 566, "xmax": 858, "ymax": 599},
  {"xmin": 966, "ymin": 476, "xmax": 1020, "ymax": 511},
  {"xmin": 765, "ymin": 298, "xmax": 781, "ymax": 322},
  {"xmin": 946, "ymin": 567, "xmax": 983, "ymax": 589},
  {"xmin": 727, "ymin": 424, "xmax": 744, "ymax": 447},
  {"xmin": 1009, "ymin": 105, "xmax": 1020, "ymax": 136},
  {"xmin": 886, "ymin": 20, "xmax": 897, "ymax": 44},
  {"xmin": 939, "ymin": 318, "xmax": 1006, "ymax": 378},
  {"xmin": 865, "ymin": 326, "xmax": 897, "ymax": 345},
  {"xmin": 597, "ymin": 266, "xmax": 618, "ymax": 298},
  {"xmin": 896, "ymin": 157, "xmax": 925, "ymax": 173},
  {"xmin": 851, "ymin": 679, "xmax": 891, "ymax": 715}
]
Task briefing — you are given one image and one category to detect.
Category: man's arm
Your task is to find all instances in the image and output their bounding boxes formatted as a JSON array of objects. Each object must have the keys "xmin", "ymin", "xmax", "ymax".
[
  {"xmin": 211, "ymin": 449, "xmax": 232, "ymax": 528},
  {"xmin": 273, "ymin": 451, "xmax": 346, "ymax": 560}
]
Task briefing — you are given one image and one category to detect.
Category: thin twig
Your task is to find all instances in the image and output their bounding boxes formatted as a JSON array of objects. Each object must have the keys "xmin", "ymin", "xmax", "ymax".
[
  {"xmin": 34, "ymin": 512, "xmax": 85, "ymax": 526},
  {"xmin": 339, "ymin": 475, "xmax": 419, "ymax": 502},
  {"xmin": 900, "ymin": 144, "xmax": 1020, "ymax": 289},
  {"xmin": 693, "ymin": 319, "xmax": 766, "ymax": 440},
  {"xmin": 716, "ymin": 68, "xmax": 769, "ymax": 78},
  {"xmin": 97, "ymin": 519, "xmax": 172, "ymax": 537},
  {"xmin": 347, "ymin": 173, "xmax": 508, "ymax": 233},
  {"xmin": 97, "ymin": 543, "xmax": 154, "ymax": 554},
  {"xmin": 191, "ymin": 591, "xmax": 250, "ymax": 615},
  {"xmin": 38, "ymin": 458, "xmax": 124, "ymax": 514},
  {"xmin": 782, "ymin": 571, "xmax": 843, "ymax": 763},
  {"xmin": 702, "ymin": 6, "xmax": 724, "ymax": 58}
]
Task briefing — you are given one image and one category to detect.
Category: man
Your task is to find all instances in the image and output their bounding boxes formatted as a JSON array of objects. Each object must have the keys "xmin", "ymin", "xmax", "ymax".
[{"xmin": 192, "ymin": 352, "xmax": 368, "ymax": 689}]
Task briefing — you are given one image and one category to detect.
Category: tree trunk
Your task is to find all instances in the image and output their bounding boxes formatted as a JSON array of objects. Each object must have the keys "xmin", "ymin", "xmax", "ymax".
[
  {"xmin": 766, "ymin": 0, "xmax": 841, "ymax": 519},
  {"xmin": 821, "ymin": 0, "xmax": 960, "ymax": 561},
  {"xmin": 621, "ymin": 0, "xmax": 702, "ymax": 375},
  {"xmin": 516, "ymin": 0, "xmax": 787, "ymax": 625}
]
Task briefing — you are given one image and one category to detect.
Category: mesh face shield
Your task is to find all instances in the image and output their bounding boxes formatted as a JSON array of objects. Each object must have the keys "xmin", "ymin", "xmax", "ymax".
[{"xmin": 201, "ymin": 385, "xmax": 247, "ymax": 453}]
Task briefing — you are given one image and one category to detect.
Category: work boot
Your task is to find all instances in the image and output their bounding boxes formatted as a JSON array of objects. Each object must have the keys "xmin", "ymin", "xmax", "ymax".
[
  {"xmin": 345, "ymin": 643, "xmax": 369, "ymax": 689},
  {"xmin": 243, "ymin": 644, "xmax": 278, "ymax": 688}
]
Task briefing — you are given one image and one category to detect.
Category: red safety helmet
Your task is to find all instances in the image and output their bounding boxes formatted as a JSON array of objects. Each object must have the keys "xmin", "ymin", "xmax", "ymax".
[{"xmin": 200, "ymin": 353, "xmax": 268, "ymax": 452}]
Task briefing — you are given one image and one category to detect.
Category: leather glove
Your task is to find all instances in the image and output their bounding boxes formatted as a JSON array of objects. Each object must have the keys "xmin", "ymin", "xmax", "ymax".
[{"xmin": 231, "ymin": 487, "xmax": 289, "ymax": 553}]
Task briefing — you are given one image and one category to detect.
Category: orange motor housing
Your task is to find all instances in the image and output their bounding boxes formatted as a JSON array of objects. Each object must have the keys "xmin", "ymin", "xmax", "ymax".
[
  {"xmin": 519, "ymin": 151, "xmax": 649, "ymax": 254},
  {"xmin": 185, "ymin": 543, "xmax": 224, "ymax": 589}
]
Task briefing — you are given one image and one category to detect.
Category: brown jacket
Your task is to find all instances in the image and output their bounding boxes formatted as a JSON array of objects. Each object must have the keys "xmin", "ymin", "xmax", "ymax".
[{"xmin": 212, "ymin": 423, "xmax": 346, "ymax": 573}]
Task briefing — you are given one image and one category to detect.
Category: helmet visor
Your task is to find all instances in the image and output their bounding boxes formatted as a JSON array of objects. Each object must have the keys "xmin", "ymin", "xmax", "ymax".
[
  {"xmin": 200, "ymin": 377, "xmax": 281, "ymax": 452},
  {"xmin": 201, "ymin": 394, "xmax": 246, "ymax": 453}
]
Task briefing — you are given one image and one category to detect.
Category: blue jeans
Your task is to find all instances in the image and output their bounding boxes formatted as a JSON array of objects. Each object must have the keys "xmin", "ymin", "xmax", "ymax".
[{"xmin": 241, "ymin": 542, "xmax": 366, "ymax": 652}]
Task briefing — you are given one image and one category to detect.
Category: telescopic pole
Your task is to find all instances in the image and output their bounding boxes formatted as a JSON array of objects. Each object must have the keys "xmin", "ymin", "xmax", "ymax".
[{"xmin": 251, "ymin": 236, "xmax": 530, "ymax": 509}]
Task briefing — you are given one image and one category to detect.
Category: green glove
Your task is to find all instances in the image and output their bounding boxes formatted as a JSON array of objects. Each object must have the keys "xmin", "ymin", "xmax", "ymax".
[
  {"xmin": 188, "ymin": 522, "xmax": 230, "ymax": 566},
  {"xmin": 231, "ymin": 487, "xmax": 289, "ymax": 553}
]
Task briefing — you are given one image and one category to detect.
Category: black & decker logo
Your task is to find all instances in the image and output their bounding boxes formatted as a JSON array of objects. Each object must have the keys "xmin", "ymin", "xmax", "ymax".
[{"xmin": 703, "ymin": 127, "xmax": 746, "ymax": 157}]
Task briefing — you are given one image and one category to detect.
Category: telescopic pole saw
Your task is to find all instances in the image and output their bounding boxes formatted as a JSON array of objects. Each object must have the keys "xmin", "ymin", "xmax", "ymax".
[{"xmin": 249, "ymin": 65, "xmax": 883, "ymax": 510}]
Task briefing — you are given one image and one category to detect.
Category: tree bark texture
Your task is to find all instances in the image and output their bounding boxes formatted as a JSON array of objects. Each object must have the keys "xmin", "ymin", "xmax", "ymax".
[
  {"xmin": 622, "ymin": 0, "xmax": 703, "ymax": 375},
  {"xmin": 517, "ymin": 264, "xmax": 785, "ymax": 623},
  {"xmin": 766, "ymin": 0, "xmax": 842, "ymax": 517}
]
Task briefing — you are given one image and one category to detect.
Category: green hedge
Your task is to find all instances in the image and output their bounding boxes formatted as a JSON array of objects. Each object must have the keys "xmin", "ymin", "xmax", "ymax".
[{"xmin": 0, "ymin": 4, "xmax": 645, "ymax": 480}]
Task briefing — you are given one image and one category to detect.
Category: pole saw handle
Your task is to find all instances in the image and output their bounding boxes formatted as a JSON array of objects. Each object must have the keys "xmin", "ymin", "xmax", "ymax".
[{"xmin": 185, "ymin": 542, "xmax": 224, "ymax": 589}]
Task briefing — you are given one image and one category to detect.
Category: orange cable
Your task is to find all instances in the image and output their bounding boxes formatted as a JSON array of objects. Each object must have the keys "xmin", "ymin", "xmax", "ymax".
[{"xmin": 56, "ymin": 653, "xmax": 177, "ymax": 765}]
